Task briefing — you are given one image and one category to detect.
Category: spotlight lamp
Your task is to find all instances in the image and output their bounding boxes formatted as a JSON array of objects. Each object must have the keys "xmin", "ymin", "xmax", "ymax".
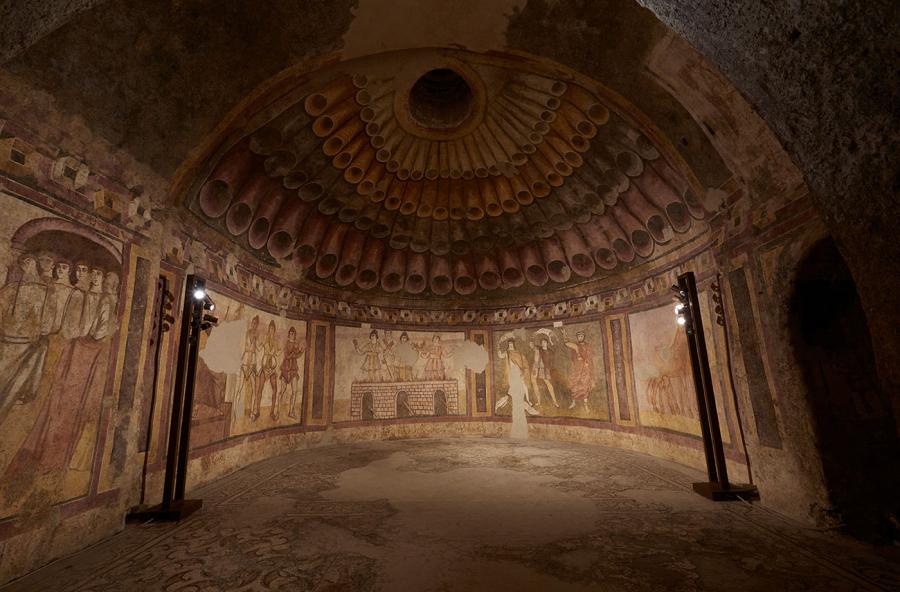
[
  {"xmin": 192, "ymin": 288, "xmax": 206, "ymax": 301},
  {"xmin": 200, "ymin": 313, "xmax": 219, "ymax": 333},
  {"xmin": 671, "ymin": 284, "xmax": 692, "ymax": 330}
]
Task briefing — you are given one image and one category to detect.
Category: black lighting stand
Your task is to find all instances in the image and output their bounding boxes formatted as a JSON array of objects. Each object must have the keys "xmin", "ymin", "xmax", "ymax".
[
  {"xmin": 674, "ymin": 272, "xmax": 759, "ymax": 502},
  {"xmin": 128, "ymin": 275, "xmax": 217, "ymax": 521}
]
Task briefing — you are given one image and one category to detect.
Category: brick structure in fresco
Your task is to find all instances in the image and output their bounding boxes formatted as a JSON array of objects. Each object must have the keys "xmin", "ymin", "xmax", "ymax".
[{"xmin": 350, "ymin": 381, "xmax": 459, "ymax": 420}]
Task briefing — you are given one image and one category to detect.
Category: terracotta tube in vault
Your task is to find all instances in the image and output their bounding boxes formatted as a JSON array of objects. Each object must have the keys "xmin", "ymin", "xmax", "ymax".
[
  {"xmin": 417, "ymin": 180, "xmax": 437, "ymax": 218},
  {"xmin": 630, "ymin": 170, "xmax": 691, "ymax": 232},
  {"xmin": 429, "ymin": 255, "xmax": 453, "ymax": 296},
  {"xmin": 380, "ymin": 248, "xmax": 407, "ymax": 293},
  {"xmin": 312, "ymin": 98, "xmax": 357, "ymax": 138},
  {"xmin": 335, "ymin": 229, "xmax": 366, "ymax": 286},
  {"xmin": 294, "ymin": 211, "xmax": 329, "ymax": 267},
  {"xmin": 198, "ymin": 138, "xmax": 256, "ymax": 218},
  {"xmin": 370, "ymin": 207, "xmax": 396, "ymax": 239},
  {"xmin": 498, "ymin": 248, "xmax": 525, "ymax": 289},
  {"xmin": 539, "ymin": 237, "xmax": 572, "ymax": 284},
  {"xmin": 266, "ymin": 199, "xmax": 312, "ymax": 259},
  {"xmin": 465, "ymin": 219, "xmax": 493, "ymax": 253},
  {"xmin": 619, "ymin": 184, "xmax": 672, "ymax": 244},
  {"xmin": 557, "ymin": 227, "xmax": 596, "ymax": 278},
  {"xmin": 400, "ymin": 182, "xmax": 423, "ymax": 216},
  {"xmin": 323, "ymin": 117, "xmax": 364, "ymax": 156},
  {"xmin": 563, "ymin": 85, "xmax": 610, "ymax": 126},
  {"xmin": 304, "ymin": 76, "xmax": 356, "ymax": 117},
  {"xmin": 475, "ymin": 254, "xmax": 501, "ymax": 291},
  {"xmin": 597, "ymin": 214, "xmax": 635, "ymax": 263},
  {"xmin": 355, "ymin": 200, "xmax": 380, "ymax": 232},
  {"xmin": 404, "ymin": 252, "xmax": 428, "ymax": 294},
  {"xmin": 388, "ymin": 214, "xmax": 413, "ymax": 250},
  {"xmin": 449, "ymin": 221, "xmax": 469, "ymax": 256},
  {"xmin": 355, "ymin": 238, "xmax": 386, "ymax": 290},
  {"xmin": 577, "ymin": 219, "xmax": 619, "ymax": 270},
  {"xmin": 410, "ymin": 216, "xmax": 432, "ymax": 253},
  {"xmin": 430, "ymin": 219, "xmax": 450, "ymax": 256},
  {"xmin": 315, "ymin": 224, "xmax": 349, "ymax": 279},
  {"xmin": 648, "ymin": 158, "xmax": 705, "ymax": 220},
  {"xmin": 452, "ymin": 256, "xmax": 477, "ymax": 296},
  {"xmin": 248, "ymin": 185, "xmax": 289, "ymax": 250},
  {"xmin": 225, "ymin": 173, "xmax": 271, "ymax": 237},
  {"xmin": 519, "ymin": 243, "xmax": 549, "ymax": 287},
  {"xmin": 611, "ymin": 202, "xmax": 654, "ymax": 258},
  {"xmin": 522, "ymin": 203, "xmax": 552, "ymax": 238}
]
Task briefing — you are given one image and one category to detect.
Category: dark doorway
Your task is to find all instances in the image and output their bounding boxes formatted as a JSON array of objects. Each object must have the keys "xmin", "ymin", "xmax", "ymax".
[
  {"xmin": 396, "ymin": 391, "xmax": 412, "ymax": 418},
  {"xmin": 434, "ymin": 390, "xmax": 448, "ymax": 416},
  {"xmin": 789, "ymin": 238, "xmax": 899, "ymax": 542},
  {"xmin": 361, "ymin": 392, "xmax": 375, "ymax": 421}
]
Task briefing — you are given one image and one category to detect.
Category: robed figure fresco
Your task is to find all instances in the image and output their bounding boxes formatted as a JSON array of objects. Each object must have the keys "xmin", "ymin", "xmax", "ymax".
[
  {"xmin": 353, "ymin": 330, "xmax": 386, "ymax": 382},
  {"xmin": 563, "ymin": 329, "xmax": 596, "ymax": 411},
  {"xmin": 0, "ymin": 253, "xmax": 51, "ymax": 423},
  {"xmin": 7, "ymin": 268, "xmax": 119, "ymax": 475}
]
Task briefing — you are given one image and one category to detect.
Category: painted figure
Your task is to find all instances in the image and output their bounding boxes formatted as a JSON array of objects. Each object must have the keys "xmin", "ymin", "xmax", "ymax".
[
  {"xmin": 495, "ymin": 336, "xmax": 539, "ymax": 416},
  {"xmin": 383, "ymin": 331, "xmax": 415, "ymax": 381},
  {"xmin": 44, "ymin": 258, "xmax": 74, "ymax": 334},
  {"xmin": 419, "ymin": 334, "xmax": 450, "ymax": 381},
  {"xmin": 279, "ymin": 326, "xmax": 306, "ymax": 419},
  {"xmin": 353, "ymin": 330, "xmax": 384, "ymax": 382},
  {"xmin": 530, "ymin": 332, "xmax": 560, "ymax": 407},
  {"xmin": 564, "ymin": 330, "xmax": 596, "ymax": 410},
  {"xmin": 236, "ymin": 315, "xmax": 260, "ymax": 418},
  {"xmin": 0, "ymin": 253, "xmax": 51, "ymax": 421},
  {"xmin": 251, "ymin": 320, "xmax": 279, "ymax": 420}
]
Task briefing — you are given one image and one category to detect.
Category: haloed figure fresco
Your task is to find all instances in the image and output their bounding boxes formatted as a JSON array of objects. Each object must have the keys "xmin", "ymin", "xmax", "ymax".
[
  {"xmin": 0, "ymin": 220, "xmax": 123, "ymax": 512},
  {"xmin": 493, "ymin": 322, "xmax": 609, "ymax": 421}
]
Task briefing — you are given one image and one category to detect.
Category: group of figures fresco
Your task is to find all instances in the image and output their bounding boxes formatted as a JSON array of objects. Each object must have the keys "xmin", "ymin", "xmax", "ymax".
[
  {"xmin": 352, "ymin": 330, "xmax": 452, "ymax": 383},
  {"xmin": 333, "ymin": 327, "xmax": 472, "ymax": 421},
  {"xmin": 492, "ymin": 322, "xmax": 609, "ymax": 421},
  {"xmin": 234, "ymin": 316, "xmax": 306, "ymax": 421},
  {"xmin": 196, "ymin": 294, "xmax": 307, "ymax": 439},
  {"xmin": 0, "ymin": 198, "xmax": 123, "ymax": 512}
]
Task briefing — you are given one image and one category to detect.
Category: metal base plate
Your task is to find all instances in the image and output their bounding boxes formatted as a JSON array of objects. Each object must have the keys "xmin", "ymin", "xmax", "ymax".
[
  {"xmin": 692, "ymin": 482, "xmax": 760, "ymax": 502},
  {"xmin": 126, "ymin": 499, "xmax": 203, "ymax": 522}
]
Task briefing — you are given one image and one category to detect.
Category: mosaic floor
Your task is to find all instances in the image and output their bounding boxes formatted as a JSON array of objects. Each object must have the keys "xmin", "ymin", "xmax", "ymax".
[{"xmin": 6, "ymin": 438, "xmax": 900, "ymax": 591}]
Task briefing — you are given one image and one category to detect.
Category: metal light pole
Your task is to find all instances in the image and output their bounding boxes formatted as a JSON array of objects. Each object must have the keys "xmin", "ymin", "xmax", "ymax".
[
  {"xmin": 674, "ymin": 271, "xmax": 759, "ymax": 502},
  {"xmin": 128, "ymin": 274, "xmax": 217, "ymax": 521}
]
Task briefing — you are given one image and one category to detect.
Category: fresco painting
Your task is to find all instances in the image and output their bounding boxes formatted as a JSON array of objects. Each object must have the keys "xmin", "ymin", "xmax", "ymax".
[
  {"xmin": 333, "ymin": 327, "xmax": 483, "ymax": 422},
  {"xmin": 194, "ymin": 291, "xmax": 307, "ymax": 445},
  {"xmin": 0, "ymin": 192, "xmax": 124, "ymax": 515},
  {"xmin": 628, "ymin": 296, "xmax": 731, "ymax": 440},
  {"xmin": 492, "ymin": 321, "xmax": 610, "ymax": 421}
]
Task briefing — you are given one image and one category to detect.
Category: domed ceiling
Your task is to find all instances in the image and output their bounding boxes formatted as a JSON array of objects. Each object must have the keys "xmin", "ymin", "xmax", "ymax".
[{"xmin": 186, "ymin": 49, "xmax": 707, "ymax": 302}]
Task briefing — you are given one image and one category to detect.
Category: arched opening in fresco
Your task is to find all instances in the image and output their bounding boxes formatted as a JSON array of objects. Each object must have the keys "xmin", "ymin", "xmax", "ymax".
[
  {"xmin": 361, "ymin": 391, "xmax": 375, "ymax": 421},
  {"xmin": 433, "ymin": 389, "xmax": 447, "ymax": 416},
  {"xmin": 789, "ymin": 238, "xmax": 900, "ymax": 542},
  {"xmin": 396, "ymin": 391, "xmax": 412, "ymax": 419}
]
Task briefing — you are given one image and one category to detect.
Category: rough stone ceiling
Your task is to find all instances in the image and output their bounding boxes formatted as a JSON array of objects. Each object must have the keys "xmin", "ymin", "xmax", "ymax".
[{"xmin": 188, "ymin": 49, "xmax": 706, "ymax": 300}]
